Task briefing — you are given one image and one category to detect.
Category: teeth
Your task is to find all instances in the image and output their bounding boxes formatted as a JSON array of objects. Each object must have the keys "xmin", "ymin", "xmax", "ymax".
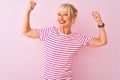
[{"xmin": 59, "ymin": 21, "xmax": 65, "ymax": 24}]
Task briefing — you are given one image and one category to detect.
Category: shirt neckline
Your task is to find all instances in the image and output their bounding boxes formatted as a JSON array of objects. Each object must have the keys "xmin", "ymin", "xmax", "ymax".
[{"xmin": 57, "ymin": 27, "xmax": 73, "ymax": 36}]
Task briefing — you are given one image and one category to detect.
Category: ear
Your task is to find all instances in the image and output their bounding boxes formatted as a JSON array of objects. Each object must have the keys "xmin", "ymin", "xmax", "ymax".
[
  {"xmin": 72, "ymin": 12, "xmax": 78, "ymax": 24},
  {"xmin": 72, "ymin": 18, "xmax": 76, "ymax": 24}
]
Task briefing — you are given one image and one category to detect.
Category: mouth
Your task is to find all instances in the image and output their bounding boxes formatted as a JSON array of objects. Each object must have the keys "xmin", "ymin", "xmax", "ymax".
[{"xmin": 59, "ymin": 20, "xmax": 66, "ymax": 24}]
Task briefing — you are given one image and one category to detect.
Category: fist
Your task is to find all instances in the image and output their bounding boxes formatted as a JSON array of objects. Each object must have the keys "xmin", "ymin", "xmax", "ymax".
[
  {"xmin": 92, "ymin": 11, "xmax": 103, "ymax": 24},
  {"xmin": 27, "ymin": 0, "xmax": 36, "ymax": 12}
]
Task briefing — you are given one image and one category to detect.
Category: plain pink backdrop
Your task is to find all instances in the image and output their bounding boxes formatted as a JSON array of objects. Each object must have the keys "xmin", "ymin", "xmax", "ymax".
[{"xmin": 0, "ymin": 0, "xmax": 120, "ymax": 80}]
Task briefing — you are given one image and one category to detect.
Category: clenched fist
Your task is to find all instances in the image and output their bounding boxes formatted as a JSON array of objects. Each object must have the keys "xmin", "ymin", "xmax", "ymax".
[
  {"xmin": 92, "ymin": 11, "xmax": 103, "ymax": 25},
  {"xmin": 27, "ymin": 0, "xmax": 36, "ymax": 12}
]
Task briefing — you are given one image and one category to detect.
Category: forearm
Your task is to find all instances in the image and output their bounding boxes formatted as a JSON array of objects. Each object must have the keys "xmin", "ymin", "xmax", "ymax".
[
  {"xmin": 88, "ymin": 11, "xmax": 108, "ymax": 47},
  {"xmin": 22, "ymin": 11, "xmax": 31, "ymax": 35},
  {"xmin": 98, "ymin": 27, "xmax": 107, "ymax": 45}
]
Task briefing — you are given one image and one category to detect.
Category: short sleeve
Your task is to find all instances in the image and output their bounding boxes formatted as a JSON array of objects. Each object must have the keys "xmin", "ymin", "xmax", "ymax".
[
  {"xmin": 36, "ymin": 27, "xmax": 51, "ymax": 41},
  {"xmin": 79, "ymin": 34, "xmax": 92, "ymax": 47}
]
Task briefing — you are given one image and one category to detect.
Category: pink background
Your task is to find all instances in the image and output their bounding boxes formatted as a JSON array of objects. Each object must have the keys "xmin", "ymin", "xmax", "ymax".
[{"xmin": 0, "ymin": 0, "xmax": 120, "ymax": 80}]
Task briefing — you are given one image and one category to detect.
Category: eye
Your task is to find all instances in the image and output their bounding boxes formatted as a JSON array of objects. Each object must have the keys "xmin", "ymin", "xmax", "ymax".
[{"xmin": 58, "ymin": 13, "xmax": 61, "ymax": 16}]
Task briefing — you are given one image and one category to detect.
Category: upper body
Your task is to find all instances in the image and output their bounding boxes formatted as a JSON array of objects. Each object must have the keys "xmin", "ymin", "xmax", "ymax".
[
  {"xmin": 22, "ymin": 0, "xmax": 107, "ymax": 79},
  {"xmin": 36, "ymin": 26, "xmax": 92, "ymax": 79}
]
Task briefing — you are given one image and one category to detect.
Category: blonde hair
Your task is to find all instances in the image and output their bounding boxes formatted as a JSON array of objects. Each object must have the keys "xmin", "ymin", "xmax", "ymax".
[{"xmin": 57, "ymin": 3, "xmax": 78, "ymax": 20}]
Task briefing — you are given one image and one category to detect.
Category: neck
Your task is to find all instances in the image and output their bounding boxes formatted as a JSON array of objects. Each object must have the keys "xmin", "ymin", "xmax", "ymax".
[{"xmin": 60, "ymin": 26, "xmax": 72, "ymax": 35}]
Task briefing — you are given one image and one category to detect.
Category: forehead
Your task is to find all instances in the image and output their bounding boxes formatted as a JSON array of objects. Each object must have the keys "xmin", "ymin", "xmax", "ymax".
[{"xmin": 57, "ymin": 6, "xmax": 70, "ymax": 14}]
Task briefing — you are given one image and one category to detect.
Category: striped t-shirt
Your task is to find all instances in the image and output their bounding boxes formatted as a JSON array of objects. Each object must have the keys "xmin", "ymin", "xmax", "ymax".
[{"xmin": 36, "ymin": 26, "xmax": 92, "ymax": 80}]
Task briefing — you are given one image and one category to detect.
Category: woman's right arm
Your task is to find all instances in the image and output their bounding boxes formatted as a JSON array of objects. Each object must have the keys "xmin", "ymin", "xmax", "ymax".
[{"xmin": 22, "ymin": 0, "xmax": 39, "ymax": 39}]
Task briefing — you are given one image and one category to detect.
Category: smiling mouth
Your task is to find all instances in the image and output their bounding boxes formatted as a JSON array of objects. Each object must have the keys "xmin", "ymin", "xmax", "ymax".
[{"xmin": 59, "ymin": 21, "xmax": 66, "ymax": 24}]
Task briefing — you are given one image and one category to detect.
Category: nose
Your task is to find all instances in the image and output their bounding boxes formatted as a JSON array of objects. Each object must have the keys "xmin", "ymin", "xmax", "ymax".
[{"xmin": 59, "ymin": 15, "xmax": 64, "ymax": 20}]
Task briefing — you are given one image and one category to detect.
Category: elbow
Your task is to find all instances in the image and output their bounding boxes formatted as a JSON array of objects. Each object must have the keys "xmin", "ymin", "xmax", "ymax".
[
  {"xmin": 22, "ymin": 31, "xmax": 28, "ymax": 37},
  {"xmin": 100, "ymin": 40, "xmax": 108, "ymax": 46},
  {"xmin": 22, "ymin": 29, "xmax": 30, "ymax": 36},
  {"xmin": 103, "ymin": 38, "xmax": 108, "ymax": 45},
  {"xmin": 98, "ymin": 37, "xmax": 108, "ymax": 46},
  {"xmin": 22, "ymin": 31, "xmax": 26, "ymax": 36},
  {"xmin": 103, "ymin": 41, "xmax": 108, "ymax": 45}
]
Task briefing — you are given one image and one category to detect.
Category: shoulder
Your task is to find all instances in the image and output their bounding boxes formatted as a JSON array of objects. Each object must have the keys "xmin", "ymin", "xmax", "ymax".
[
  {"xmin": 36, "ymin": 26, "xmax": 57, "ymax": 31},
  {"xmin": 72, "ymin": 32, "xmax": 84, "ymax": 38},
  {"xmin": 73, "ymin": 32, "xmax": 92, "ymax": 40}
]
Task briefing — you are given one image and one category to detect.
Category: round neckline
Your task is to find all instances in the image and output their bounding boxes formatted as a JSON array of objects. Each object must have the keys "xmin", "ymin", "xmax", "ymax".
[{"xmin": 57, "ymin": 27, "xmax": 73, "ymax": 36}]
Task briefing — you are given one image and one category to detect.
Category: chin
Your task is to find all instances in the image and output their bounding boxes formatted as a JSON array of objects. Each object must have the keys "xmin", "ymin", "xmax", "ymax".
[
  {"xmin": 60, "ymin": 26, "xmax": 68, "ymax": 28},
  {"xmin": 59, "ymin": 24, "xmax": 64, "ymax": 27},
  {"xmin": 59, "ymin": 24, "xmax": 67, "ymax": 28}
]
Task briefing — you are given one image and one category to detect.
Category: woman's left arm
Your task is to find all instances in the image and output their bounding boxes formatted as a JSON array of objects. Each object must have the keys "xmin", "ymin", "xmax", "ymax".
[{"xmin": 87, "ymin": 11, "xmax": 108, "ymax": 47}]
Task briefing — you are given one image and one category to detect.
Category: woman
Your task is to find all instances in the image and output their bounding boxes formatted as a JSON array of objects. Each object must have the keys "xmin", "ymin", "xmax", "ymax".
[{"xmin": 22, "ymin": 0, "xmax": 107, "ymax": 80}]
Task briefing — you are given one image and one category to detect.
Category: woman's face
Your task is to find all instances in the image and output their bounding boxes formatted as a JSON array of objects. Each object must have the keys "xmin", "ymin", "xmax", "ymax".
[{"xmin": 57, "ymin": 11, "xmax": 73, "ymax": 28}]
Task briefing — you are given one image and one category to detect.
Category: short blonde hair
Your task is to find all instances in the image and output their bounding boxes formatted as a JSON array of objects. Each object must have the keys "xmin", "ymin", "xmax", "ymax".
[{"xmin": 57, "ymin": 3, "xmax": 78, "ymax": 20}]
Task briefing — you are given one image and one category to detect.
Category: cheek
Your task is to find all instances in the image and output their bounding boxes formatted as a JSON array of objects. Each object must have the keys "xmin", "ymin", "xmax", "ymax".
[
  {"xmin": 57, "ymin": 17, "xmax": 60, "ymax": 22},
  {"xmin": 66, "ymin": 17, "xmax": 72, "ymax": 23}
]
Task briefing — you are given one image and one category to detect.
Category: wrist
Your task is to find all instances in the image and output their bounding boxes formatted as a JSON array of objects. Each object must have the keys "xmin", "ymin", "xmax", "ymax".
[
  {"xmin": 26, "ymin": 9, "xmax": 31, "ymax": 13},
  {"xmin": 26, "ymin": 10, "xmax": 31, "ymax": 15},
  {"xmin": 26, "ymin": 8, "xmax": 32, "ymax": 13},
  {"xmin": 98, "ymin": 23, "xmax": 105, "ymax": 28}
]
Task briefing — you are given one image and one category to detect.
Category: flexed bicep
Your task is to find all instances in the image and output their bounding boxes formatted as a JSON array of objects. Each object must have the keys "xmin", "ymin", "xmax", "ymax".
[
  {"xmin": 24, "ymin": 29, "xmax": 39, "ymax": 39},
  {"xmin": 22, "ymin": 0, "xmax": 38, "ymax": 39}
]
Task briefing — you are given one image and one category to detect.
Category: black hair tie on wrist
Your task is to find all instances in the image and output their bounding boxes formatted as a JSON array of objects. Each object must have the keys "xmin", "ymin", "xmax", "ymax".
[{"xmin": 98, "ymin": 23, "xmax": 105, "ymax": 28}]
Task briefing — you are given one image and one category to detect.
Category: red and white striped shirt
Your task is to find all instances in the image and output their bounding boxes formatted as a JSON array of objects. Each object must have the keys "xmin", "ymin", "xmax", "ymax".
[{"xmin": 36, "ymin": 26, "xmax": 92, "ymax": 80}]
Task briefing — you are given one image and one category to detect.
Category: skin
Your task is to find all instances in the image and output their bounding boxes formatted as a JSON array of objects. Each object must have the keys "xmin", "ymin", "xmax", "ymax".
[
  {"xmin": 57, "ymin": 11, "xmax": 73, "ymax": 35},
  {"xmin": 22, "ymin": 0, "xmax": 107, "ymax": 47}
]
